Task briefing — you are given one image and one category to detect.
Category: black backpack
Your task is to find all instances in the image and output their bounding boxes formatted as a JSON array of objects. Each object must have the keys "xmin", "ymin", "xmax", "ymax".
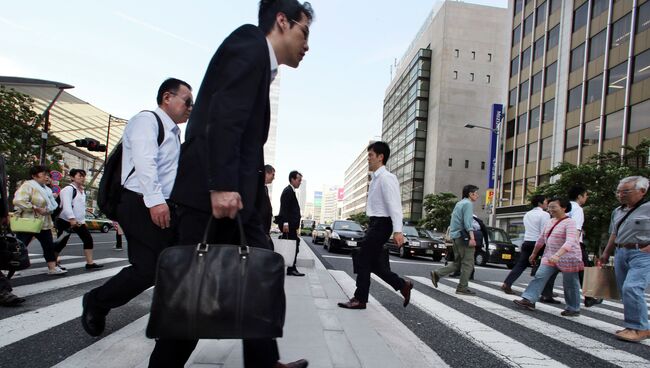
[
  {"xmin": 98, "ymin": 111, "xmax": 164, "ymax": 220},
  {"xmin": 52, "ymin": 185, "xmax": 77, "ymax": 219}
]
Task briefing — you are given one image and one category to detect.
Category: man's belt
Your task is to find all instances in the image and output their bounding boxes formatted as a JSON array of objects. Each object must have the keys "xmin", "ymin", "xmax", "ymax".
[{"xmin": 616, "ymin": 243, "xmax": 650, "ymax": 250}]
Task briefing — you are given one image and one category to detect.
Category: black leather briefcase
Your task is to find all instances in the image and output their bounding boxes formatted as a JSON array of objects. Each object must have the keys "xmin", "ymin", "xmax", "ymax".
[{"xmin": 146, "ymin": 216, "xmax": 286, "ymax": 339}]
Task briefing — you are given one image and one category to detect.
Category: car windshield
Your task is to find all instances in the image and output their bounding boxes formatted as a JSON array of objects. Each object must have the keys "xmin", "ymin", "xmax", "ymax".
[
  {"xmin": 333, "ymin": 221, "xmax": 363, "ymax": 231},
  {"xmin": 403, "ymin": 226, "xmax": 419, "ymax": 237},
  {"xmin": 316, "ymin": 225, "xmax": 327, "ymax": 230},
  {"xmin": 489, "ymin": 228, "xmax": 510, "ymax": 242},
  {"xmin": 416, "ymin": 229, "xmax": 432, "ymax": 238}
]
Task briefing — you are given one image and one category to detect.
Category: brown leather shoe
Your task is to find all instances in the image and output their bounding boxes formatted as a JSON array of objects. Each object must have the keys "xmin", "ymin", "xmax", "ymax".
[
  {"xmin": 615, "ymin": 328, "xmax": 650, "ymax": 342},
  {"xmin": 337, "ymin": 298, "xmax": 366, "ymax": 309},
  {"xmin": 500, "ymin": 284, "xmax": 515, "ymax": 295},
  {"xmin": 400, "ymin": 280, "xmax": 414, "ymax": 307},
  {"xmin": 513, "ymin": 298, "xmax": 536, "ymax": 311},
  {"xmin": 275, "ymin": 359, "xmax": 309, "ymax": 368}
]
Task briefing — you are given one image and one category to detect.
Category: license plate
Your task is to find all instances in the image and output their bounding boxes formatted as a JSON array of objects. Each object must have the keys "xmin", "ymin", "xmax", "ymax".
[
  {"xmin": 347, "ymin": 241, "xmax": 357, "ymax": 247},
  {"xmin": 502, "ymin": 254, "xmax": 512, "ymax": 260},
  {"xmin": 426, "ymin": 250, "xmax": 433, "ymax": 255}
]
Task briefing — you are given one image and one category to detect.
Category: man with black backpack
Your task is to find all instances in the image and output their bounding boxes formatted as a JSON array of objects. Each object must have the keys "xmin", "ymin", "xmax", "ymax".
[{"xmin": 81, "ymin": 78, "xmax": 192, "ymax": 337}]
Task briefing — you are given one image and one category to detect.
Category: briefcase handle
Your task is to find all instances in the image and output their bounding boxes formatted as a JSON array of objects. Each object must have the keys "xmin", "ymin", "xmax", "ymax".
[{"xmin": 199, "ymin": 214, "xmax": 249, "ymax": 255}]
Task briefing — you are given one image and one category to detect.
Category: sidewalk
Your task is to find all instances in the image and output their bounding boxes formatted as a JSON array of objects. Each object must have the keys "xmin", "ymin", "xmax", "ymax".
[{"xmin": 57, "ymin": 239, "xmax": 441, "ymax": 368}]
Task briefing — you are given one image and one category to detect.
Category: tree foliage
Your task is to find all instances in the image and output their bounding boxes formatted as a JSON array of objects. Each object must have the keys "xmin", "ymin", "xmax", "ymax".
[
  {"xmin": 419, "ymin": 192, "xmax": 458, "ymax": 231},
  {"xmin": 347, "ymin": 212, "xmax": 369, "ymax": 227},
  {"xmin": 531, "ymin": 139, "xmax": 650, "ymax": 254},
  {"xmin": 0, "ymin": 86, "xmax": 62, "ymax": 199}
]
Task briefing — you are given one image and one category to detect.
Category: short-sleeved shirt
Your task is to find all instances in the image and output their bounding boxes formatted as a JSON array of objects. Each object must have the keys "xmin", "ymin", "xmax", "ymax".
[{"xmin": 609, "ymin": 201, "xmax": 650, "ymax": 244}]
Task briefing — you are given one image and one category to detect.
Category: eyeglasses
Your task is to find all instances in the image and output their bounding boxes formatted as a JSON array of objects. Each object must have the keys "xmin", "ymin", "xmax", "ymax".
[
  {"xmin": 615, "ymin": 189, "xmax": 636, "ymax": 195},
  {"xmin": 168, "ymin": 92, "xmax": 194, "ymax": 108},
  {"xmin": 291, "ymin": 19, "xmax": 310, "ymax": 40}
]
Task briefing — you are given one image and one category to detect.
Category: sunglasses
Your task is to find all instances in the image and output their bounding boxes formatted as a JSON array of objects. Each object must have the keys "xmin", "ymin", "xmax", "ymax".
[{"xmin": 168, "ymin": 92, "xmax": 194, "ymax": 108}]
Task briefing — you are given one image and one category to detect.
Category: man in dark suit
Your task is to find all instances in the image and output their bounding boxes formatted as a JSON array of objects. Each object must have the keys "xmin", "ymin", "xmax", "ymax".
[
  {"xmin": 278, "ymin": 170, "xmax": 304, "ymax": 276},
  {"xmin": 262, "ymin": 164, "xmax": 276, "ymax": 243},
  {"xmin": 160, "ymin": 1, "xmax": 313, "ymax": 367}
]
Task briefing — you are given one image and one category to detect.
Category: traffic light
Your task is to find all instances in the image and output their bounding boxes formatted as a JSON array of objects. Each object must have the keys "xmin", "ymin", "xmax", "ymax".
[{"xmin": 74, "ymin": 138, "xmax": 107, "ymax": 152}]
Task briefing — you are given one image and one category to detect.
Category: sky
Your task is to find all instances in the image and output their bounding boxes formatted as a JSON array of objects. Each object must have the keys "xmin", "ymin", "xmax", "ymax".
[{"xmin": 0, "ymin": 0, "xmax": 507, "ymax": 208}]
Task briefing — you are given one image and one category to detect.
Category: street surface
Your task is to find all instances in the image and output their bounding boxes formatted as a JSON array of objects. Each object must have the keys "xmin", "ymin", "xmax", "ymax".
[{"xmin": 0, "ymin": 232, "xmax": 649, "ymax": 367}]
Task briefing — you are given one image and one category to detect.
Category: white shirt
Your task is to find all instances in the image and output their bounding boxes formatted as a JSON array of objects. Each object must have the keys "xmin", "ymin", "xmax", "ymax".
[
  {"xmin": 568, "ymin": 200, "xmax": 585, "ymax": 242},
  {"xmin": 523, "ymin": 206, "xmax": 550, "ymax": 241},
  {"xmin": 366, "ymin": 166, "xmax": 403, "ymax": 233},
  {"xmin": 121, "ymin": 108, "xmax": 180, "ymax": 208},
  {"xmin": 59, "ymin": 183, "xmax": 86, "ymax": 222},
  {"xmin": 266, "ymin": 38, "xmax": 278, "ymax": 82}
]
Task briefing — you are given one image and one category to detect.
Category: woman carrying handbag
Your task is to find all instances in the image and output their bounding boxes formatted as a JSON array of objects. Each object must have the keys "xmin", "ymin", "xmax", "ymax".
[
  {"xmin": 12, "ymin": 165, "xmax": 66, "ymax": 276},
  {"xmin": 513, "ymin": 197, "xmax": 584, "ymax": 316}
]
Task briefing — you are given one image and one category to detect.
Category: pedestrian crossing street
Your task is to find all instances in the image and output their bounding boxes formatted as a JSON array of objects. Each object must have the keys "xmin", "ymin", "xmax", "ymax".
[{"xmin": 1, "ymin": 253, "xmax": 649, "ymax": 367}]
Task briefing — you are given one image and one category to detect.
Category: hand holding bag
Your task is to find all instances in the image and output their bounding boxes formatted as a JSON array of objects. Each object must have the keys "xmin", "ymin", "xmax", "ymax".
[
  {"xmin": 146, "ymin": 215, "xmax": 286, "ymax": 340},
  {"xmin": 582, "ymin": 266, "xmax": 620, "ymax": 300}
]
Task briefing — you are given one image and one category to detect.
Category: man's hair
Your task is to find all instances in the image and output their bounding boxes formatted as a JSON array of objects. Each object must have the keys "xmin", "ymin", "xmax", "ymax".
[
  {"xmin": 462, "ymin": 184, "xmax": 479, "ymax": 199},
  {"xmin": 264, "ymin": 164, "xmax": 275, "ymax": 173},
  {"xmin": 367, "ymin": 141, "xmax": 391, "ymax": 165},
  {"xmin": 530, "ymin": 194, "xmax": 546, "ymax": 207},
  {"xmin": 568, "ymin": 185, "xmax": 587, "ymax": 201},
  {"xmin": 289, "ymin": 170, "xmax": 302, "ymax": 181},
  {"xmin": 258, "ymin": 0, "xmax": 314, "ymax": 34},
  {"xmin": 548, "ymin": 196, "xmax": 572, "ymax": 213},
  {"xmin": 69, "ymin": 168, "xmax": 86, "ymax": 177},
  {"xmin": 29, "ymin": 165, "xmax": 49, "ymax": 178},
  {"xmin": 156, "ymin": 78, "xmax": 192, "ymax": 106},
  {"xmin": 619, "ymin": 176, "xmax": 649, "ymax": 191}
]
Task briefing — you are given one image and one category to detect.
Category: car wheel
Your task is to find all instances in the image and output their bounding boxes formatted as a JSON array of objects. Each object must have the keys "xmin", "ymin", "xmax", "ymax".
[
  {"xmin": 475, "ymin": 251, "xmax": 487, "ymax": 266},
  {"xmin": 101, "ymin": 224, "xmax": 110, "ymax": 233},
  {"xmin": 399, "ymin": 247, "xmax": 409, "ymax": 258},
  {"xmin": 507, "ymin": 262, "xmax": 516, "ymax": 269},
  {"xmin": 432, "ymin": 255, "xmax": 442, "ymax": 262}
]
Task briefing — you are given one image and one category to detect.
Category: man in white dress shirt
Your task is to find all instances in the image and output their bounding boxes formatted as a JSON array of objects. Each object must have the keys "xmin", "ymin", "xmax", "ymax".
[
  {"xmin": 80, "ymin": 78, "xmax": 192, "ymax": 337},
  {"xmin": 338, "ymin": 141, "xmax": 413, "ymax": 310}
]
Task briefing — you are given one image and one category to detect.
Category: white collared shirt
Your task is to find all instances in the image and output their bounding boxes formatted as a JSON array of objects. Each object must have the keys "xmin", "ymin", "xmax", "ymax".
[
  {"xmin": 121, "ymin": 108, "xmax": 180, "ymax": 208},
  {"xmin": 266, "ymin": 38, "xmax": 278, "ymax": 82},
  {"xmin": 568, "ymin": 200, "xmax": 585, "ymax": 242},
  {"xmin": 523, "ymin": 206, "xmax": 550, "ymax": 241},
  {"xmin": 366, "ymin": 166, "xmax": 403, "ymax": 233},
  {"xmin": 59, "ymin": 183, "xmax": 86, "ymax": 222}
]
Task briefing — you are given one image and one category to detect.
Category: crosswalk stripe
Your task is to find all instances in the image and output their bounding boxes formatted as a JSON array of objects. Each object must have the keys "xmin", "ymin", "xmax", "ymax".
[
  {"xmin": 408, "ymin": 276, "xmax": 649, "ymax": 367},
  {"xmin": 13, "ymin": 266, "xmax": 127, "ymax": 297},
  {"xmin": 12, "ymin": 258, "xmax": 127, "ymax": 279},
  {"xmin": 0, "ymin": 297, "xmax": 82, "ymax": 349},
  {"xmin": 441, "ymin": 278, "xmax": 650, "ymax": 347},
  {"xmin": 367, "ymin": 275, "xmax": 568, "ymax": 367},
  {"xmin": 28, "ymin": 255, "xmax": 84, "ymax": 261}
]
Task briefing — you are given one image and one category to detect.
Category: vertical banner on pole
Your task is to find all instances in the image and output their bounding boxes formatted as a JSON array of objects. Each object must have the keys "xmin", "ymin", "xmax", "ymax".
[{"xmin": 487, "ymin": 104, "xmax": 503, "ymax": 191}]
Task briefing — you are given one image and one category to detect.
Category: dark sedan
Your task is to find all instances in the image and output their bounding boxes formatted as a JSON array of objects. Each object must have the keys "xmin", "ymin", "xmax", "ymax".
[
  {"xmin": 385, "ymin": 225, "xmax": 447, "ymax": 261},
  {"xmin": 323, "ymin": 220, "xmax": 365, "ymax": 253}
]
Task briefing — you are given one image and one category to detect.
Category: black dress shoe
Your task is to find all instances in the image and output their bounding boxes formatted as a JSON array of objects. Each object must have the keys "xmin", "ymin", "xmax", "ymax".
[
  {"xmin": 81, "ymin": 293, "xmax": 105, "ymax": 337},
  {"xmin": 584, "ymin": 297, "xmax": 603, "ymax": 307},
  {"xmin": 337, "ymin": 298, "xmax": 366, "ymax": 309},
  {"xmin": 275, "ymin": 358, "xmax": 309, "ymax": 368},
  {"xmin": 287, "ymin": 268, "xmax": 305, "ymax": 277},
  {"xmin": 400, "ymin": 280, "xmax": 414, "ymax": 307},
  {"xmin": 540, "ymin": 296, "xmax": 561, "ymax": 304},
  {"xmin": 85, "ymin": 263, "xmax": 104, "ymax": 270}
]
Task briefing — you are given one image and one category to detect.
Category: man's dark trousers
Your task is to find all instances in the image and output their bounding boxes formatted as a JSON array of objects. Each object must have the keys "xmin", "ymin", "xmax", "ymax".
[
  {"xmin": 148, "ymin": 204, "xmax": 279, "ymax": 368},
  {"xmin": 86, "ymin": 190, "xmax": 175, "ymax": 313},
  {"xmin": 354, "ymin": 217, "xmax": 405, "ymax": 303},
  {"xmin": 504, "ymin": 241, "xmax": 535, "ymax": 286}
]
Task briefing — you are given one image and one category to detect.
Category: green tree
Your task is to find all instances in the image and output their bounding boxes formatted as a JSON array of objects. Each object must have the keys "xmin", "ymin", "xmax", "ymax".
[
  {"xmin": 531, "ymin": 139, "xmax": 650, "ymax": 255},
  {"xmin": 419, "ymin": 192, "xmax": 458, "ymax": 231},
  {"xmin": 0, "ymin": 86, "xmax": 62, "ymax": 199},
  {"xmin": 347, "ymin": 212, "xmax": 369, "ymax": 227}
]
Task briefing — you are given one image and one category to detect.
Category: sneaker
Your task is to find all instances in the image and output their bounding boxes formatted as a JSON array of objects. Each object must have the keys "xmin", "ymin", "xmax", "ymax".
[
  {"xmin": 561, "ymin": 310, "xmax": 580, "ymax": 317},
  {"xmin": 430, "ymin": 271, "xmax": 439, "ymax": 288},
  {"xmin": 584, "ymin": 297, "xmax": 603, "ymax": 308},
  {"xmin": 56, "ymin": 263, "xmax": 67, "ymax": 271},
  {"xmin": 47, "ymin": 267, "xmax": 67, "ymax": 276},
  {"xmin": 455, "ymin": 288, "xmax": 476, "ymax": 296},
  {"xmin": 85, "ymin": 263, "xmax": 104, "ymax": 270}
]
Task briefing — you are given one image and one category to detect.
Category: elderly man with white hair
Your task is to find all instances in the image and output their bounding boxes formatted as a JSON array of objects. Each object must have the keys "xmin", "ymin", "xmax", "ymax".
[{"xmin": 600, "ymin": 176, "xmax": 650, "ymax": 343}]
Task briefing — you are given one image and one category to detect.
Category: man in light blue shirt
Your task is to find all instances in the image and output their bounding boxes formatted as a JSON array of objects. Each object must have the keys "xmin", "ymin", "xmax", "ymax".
[{"xmin": 432, "ymin": 184, "xmax": 479, "ymax": 295}]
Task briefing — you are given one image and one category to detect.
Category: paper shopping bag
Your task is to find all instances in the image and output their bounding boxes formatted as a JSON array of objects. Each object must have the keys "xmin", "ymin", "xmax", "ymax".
[
  {"xmin": 272, "ymin": 238, "xmax": 297, "ymax": 267},
  {"xmin": 582, "ymin": 266, "xmax": 620, "ymax": 300}
]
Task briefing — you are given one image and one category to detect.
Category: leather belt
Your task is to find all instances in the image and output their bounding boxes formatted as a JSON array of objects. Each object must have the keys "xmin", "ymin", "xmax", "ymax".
[{"xmin": 616, "ymin": 243, "xmax": 650, "ymax": 250}]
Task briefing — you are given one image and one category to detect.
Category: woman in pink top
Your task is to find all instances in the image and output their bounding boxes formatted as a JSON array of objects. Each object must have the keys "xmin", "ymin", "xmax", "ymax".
[{"xmin": 514, "ymin": 197, "xmax": 584, "ymax": 316}]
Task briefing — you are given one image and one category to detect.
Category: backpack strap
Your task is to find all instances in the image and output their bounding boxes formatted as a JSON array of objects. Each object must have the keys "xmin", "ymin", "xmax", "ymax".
[{"xmin": 124, "ymin": 111, "xmax": 165, "ymax": 182}]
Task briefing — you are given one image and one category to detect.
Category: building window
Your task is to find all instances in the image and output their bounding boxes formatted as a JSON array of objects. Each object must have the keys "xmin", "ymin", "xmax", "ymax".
[
  {"xmin": 470, "ymin": 73, "xmax": 474, "ymax": 81},
  {"xmin": 453, "ymin": 71, "xmax": 458, "ymax": 79},
  {"xmin": 509, "ymin": 88, "xmax": 518, "ymax": 107},
  {"xmin": 448, "ymin": 158, "xmax": 453, "ymax": 167},
  {"xmin": 506, "ymin": 119, "xmax": 516, "ymax": 138},
  {"xmin": 605, "ymin": 110, "xmax": 624, "ymax": 139},
  {"xmin": 573, "ymin": 2, "xmax": 589, "ymax": 33},
  {"xmin": 519, "ymin": 79, "xmax": 529, "ymax": 102},
  {"xmin": 545, "ymin": 62, "xmax": 557, "ymax": 87},
  {"xmin": 527, "ymin": 142, "xmax": 538, "ymax": 163},
  {"xmin": 536, "ymin": 1, "xmax": 547, "ymax": 27},
  {"xmin": 454, "ymin": 49, "xmax": 459, "ymax": 57},
  {"xmin": 530, "ymin": 106, "xmax": 541, "ymax": 129},
  {"xmin": 481, "ymin": 161, "xmax": 486, "ymax": 170},
  {"xmin": 512, "ymin": 25, "xmax": 521, "ymax": 46},
  {"xmin": 608, "ymin": 61, "xmax": 628, "ymax": 94},
  {"xmin": 504, "ymin": 151, "xmax": 514, "ymax": 170},
  {"xmin": 486, "ymin": 75, "xmax": 491, "ymax": 83},
  {"xmin": 583, "ymin": 119, "xmax": 600, "ymax": 147},
  {"xmin": 570, "ymin": 43, "xmax": 585, "ymax": 72},
  {"xmin": 638, "ymin": 2, "xmax": 650, "ymax": 34},
  {"xmin": 550, "ymin": 0, "xmax": 561, "ymax": 13},
  {"xmin": 521, "ymin": 47, "xmax": 532, "ymax": 70},
  {"xmin": 543, "ymin": 99, "xmax": 555, "ymax": 122},
  {"xmin": 592, "ymin": 0, "xmax": 609, "ymax": 19},
  {"xmin": 547, "ymin": 25, "xmax": 559, "ymax": 50},
  {"xmin": 515, "ymin": 0, "xmax": 523, "ymax": 15},
  {"xmin": 633, "ymin": 49, "xmax": 650, "ymax": 83},
  {"xmin": 517, "ymin": 112, "xmax": 528, "ymax": 135},
  {"xmin": 589, "ymin": 30, "xmax": 607, "ymax": 61},
  {"xmin": 524, "ymin": 13, "xmax": 534, "ymax": 37},
  {"xmin": 471, "ymin": 51, "xmax": 476, "ymax": 60},
  {"xmin": 630, "ymin": 100, "xmax": 650, "ymax": 133},
  {"xmin": 565, "ymin": 126, "xmax": 580, "ymax": 151},
  {"xmin": 585, "ymin": 74, "xmax": 603, "ymax": 105},
  {"xmin": 534, "ymin": 37, "xmax": 545, "ymax": 61},
  {"xmin": 611, "ymin": 13, "xmax": 632, "ymax": 49},
  {"xmin": 510, "ymin": 56, "xmax": 520, "ymax": 77},
  {"xmin": 567, "ymin": 85, "xmax": 583, "ymax": 112},
  {"xmin": 515, "ymin": 147, "xmax": 526, "ymax": 167},
  {"xmin": 540, "ymin": 137, "xmax": 552, "ymax": 159},
  {"xmin": 488, "ymin": 53, "xmax": 492, "ymax": 62},
  {"xmin": 465, "ymin": 160, "xmax": 469, "ymax": 169},
  {"xmin": 532, "ymin": 72, "xmax": 543, "ymax": 95}
]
